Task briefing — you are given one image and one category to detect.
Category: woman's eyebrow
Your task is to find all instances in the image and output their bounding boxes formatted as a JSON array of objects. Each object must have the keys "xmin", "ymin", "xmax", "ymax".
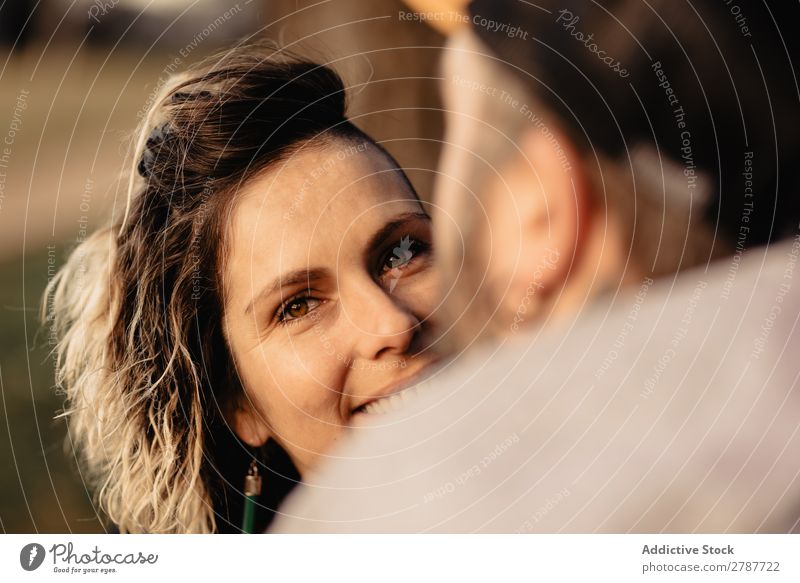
[
  {"xmin": 365, "ymin": 211, "xmax": 430, "ymax": 253},
  {"xmin": 245, "ymin": 267, "xmax": 329, "ymax": 316}
]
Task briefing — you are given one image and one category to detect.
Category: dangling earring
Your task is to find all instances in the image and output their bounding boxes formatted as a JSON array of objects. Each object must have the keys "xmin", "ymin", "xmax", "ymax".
[{"xmin": 241, "ymin": 459, "xmax": 262, "ymax": 533}]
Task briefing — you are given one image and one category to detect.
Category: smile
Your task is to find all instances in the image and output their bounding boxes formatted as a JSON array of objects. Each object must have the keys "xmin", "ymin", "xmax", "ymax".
[
  {"xmin": 351, "ymin": 362, "xmax": 440, "ymax": 417},
  {"xmin": 354, "ymin": 382, "xmax": 425, "ymax": 415}
]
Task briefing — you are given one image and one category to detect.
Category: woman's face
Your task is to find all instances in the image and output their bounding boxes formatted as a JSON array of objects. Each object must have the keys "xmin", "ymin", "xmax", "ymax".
[{"xmin": 222, "ymin": 138, "xmax": 440, "ymax": 476}]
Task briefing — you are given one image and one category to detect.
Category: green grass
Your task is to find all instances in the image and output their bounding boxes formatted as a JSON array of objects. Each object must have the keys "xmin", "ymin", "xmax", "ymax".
[{"xmin": 0, "ymin": 241, "xmax": 104, "ymax": 533}]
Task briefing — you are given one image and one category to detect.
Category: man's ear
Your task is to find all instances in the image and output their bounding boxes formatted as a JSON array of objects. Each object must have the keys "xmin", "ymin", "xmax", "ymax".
[
  {"xmin": 230, "ymin": 399, "xmax": 271, "ymax": 447},
  {"xmin": 485, "ymin": 121, "xmax": 590, "ymax": 321},
  {"xmin": 519, "ymin": 124, "xmax": 589, "ymax": 289}
]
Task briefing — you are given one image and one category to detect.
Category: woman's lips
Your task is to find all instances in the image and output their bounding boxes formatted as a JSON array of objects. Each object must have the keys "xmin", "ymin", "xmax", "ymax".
[{"xmin": 355, "ymin": 382, "xmax": 424, "ymax": 415}]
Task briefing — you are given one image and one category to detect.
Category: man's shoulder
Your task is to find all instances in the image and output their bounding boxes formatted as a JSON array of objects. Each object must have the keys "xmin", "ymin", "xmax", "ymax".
[{"xmin": 273, "ymin": 241, "xmax": 800, "ymax": 533}]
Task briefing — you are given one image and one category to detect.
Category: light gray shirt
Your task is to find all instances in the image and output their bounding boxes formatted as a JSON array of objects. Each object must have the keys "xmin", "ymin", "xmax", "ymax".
[{"xmin": 272, "ymin": 240, "xmax": 800, "ymax": 533}]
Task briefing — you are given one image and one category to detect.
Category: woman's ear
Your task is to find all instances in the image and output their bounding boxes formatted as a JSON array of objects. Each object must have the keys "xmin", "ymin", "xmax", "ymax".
[{"xmin": 230, "ymin": 399, "xmax": 271, "ymax": 447}]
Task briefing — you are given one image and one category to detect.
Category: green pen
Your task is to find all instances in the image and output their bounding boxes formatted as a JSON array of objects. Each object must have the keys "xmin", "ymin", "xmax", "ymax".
[{"xmin": 241, "ymin": 460, "xmax": 262, "ymax": 533}]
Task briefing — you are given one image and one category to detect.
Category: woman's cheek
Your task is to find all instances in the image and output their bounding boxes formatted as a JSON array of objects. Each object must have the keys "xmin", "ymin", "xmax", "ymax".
[
  {"xmin": 391, "ymin": 266, "xmax": 438, "ymax": 311},
  {"xmin": 268, "ymin": 332, "xmax": 345, "ymax": 414}
]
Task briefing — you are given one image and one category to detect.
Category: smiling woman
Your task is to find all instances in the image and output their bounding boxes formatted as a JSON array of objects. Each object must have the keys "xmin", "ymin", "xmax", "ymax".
[
  {"xmin": 223, "ymin": 129, "xmax": 440, "ymax": 477},
  {"xmin": 42, "ymin": 38, "xmax": 441, "ymax": 533}
]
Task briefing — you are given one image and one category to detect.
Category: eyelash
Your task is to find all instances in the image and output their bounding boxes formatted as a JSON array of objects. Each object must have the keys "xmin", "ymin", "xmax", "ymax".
[{"xmin": 273, "ymin": 236, "xmax": 432, "ymax": 325}]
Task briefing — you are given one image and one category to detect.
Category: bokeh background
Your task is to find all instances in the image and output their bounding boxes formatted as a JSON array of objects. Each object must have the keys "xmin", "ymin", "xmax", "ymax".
[{"xmin": 0, "ymin": 0, "xmax": 444, "ymax": 533}]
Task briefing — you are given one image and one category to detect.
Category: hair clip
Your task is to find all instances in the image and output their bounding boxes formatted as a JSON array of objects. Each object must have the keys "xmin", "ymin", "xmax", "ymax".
[
  {"xmin": 171, "ymin": 90, "xmax": 212, "ymax": 104},
  {"xmin": 137, "ymin": 122, "xmax": 170, "ymax": 178}
]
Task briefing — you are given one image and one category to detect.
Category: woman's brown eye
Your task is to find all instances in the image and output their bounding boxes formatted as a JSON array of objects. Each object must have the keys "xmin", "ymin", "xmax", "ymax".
[
  {"xmin": 287, "ymin": 301, "xmax": 309, "ymax": 318},
  {"xmin": 279, "ymin": 297, "xmax": 321, "ymax": 322}
]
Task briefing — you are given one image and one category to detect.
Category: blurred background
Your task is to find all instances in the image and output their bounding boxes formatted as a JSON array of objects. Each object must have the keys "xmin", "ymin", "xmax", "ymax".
[{"xmin": 0, "ymin": 0, "xmax": 444, "ymax": 533}]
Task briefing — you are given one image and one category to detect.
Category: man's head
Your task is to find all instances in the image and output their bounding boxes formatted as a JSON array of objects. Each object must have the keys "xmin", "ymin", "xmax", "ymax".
[{"xmin": 430, "ymin": 0, "xmax": 800, "ymax": 349}]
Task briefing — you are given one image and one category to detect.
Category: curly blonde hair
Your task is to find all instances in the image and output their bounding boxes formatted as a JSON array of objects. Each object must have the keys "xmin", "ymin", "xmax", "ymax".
[{"xmin": 43, "ymin": 39, "xmax": 367, "ymax": 533}]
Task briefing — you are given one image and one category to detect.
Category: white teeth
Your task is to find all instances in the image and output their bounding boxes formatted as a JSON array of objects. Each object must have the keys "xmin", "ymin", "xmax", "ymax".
[{"xmin": 362, "ymin": 384, "xmax": 421, "ymax": 415}]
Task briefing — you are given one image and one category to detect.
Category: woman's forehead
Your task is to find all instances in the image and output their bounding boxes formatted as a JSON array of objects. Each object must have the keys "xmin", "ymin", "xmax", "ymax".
[
  {"xmin": 234, "ymin": 140, "xmax": 412, "ymax": 219},
  {"xmin": 223, "ymin": 141, "xmax": 420, "ymax": 282}
]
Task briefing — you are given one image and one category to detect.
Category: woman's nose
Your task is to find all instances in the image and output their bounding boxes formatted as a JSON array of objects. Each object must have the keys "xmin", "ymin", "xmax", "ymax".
[{"xmin": 343, "ymin": 279, "xmax": 420, "ymax": 361}]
